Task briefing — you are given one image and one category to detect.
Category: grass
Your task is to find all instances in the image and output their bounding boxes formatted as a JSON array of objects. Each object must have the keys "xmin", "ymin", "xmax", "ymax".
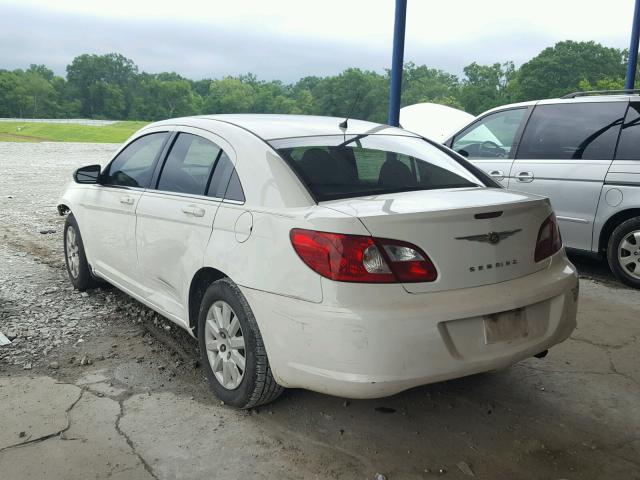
[{"xmin": 0, "ymin": 121, "xmax": 149, "ymax": 143}]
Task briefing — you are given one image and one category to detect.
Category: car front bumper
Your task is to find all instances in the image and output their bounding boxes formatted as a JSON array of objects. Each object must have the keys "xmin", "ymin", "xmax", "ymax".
[{"xmin": 240, "ymin": 252, "xmax": 579, "ymax": 399}]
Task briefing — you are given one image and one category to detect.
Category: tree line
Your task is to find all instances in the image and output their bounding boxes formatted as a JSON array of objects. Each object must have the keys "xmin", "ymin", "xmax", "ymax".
[{"xmin": 0, "ymin": 41, "xmax": 633, "ymax": 123}]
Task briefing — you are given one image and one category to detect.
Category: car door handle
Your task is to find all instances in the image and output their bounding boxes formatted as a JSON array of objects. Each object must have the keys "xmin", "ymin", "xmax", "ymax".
[
  {"xmin": 489, "ymin": 170, "xmax": 505, "ymax": 181},
  {"xmin": 515, "ymin": 171, "xmax": 534, "ymax": 183},
  {"xmin": 119, "ymin": 195, "xmax": 135, "ymax": 205},
  {"xmin": 181, "ymin": 205, "xmax": 206, "ymax": 217}
]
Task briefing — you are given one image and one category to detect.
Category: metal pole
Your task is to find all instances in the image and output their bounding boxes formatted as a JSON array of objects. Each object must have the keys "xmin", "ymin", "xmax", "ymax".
[
  {"xmin": 388, "ymin": 0, "xmax": 407, "ymax": 126},
  {"xmin": 625, "ymin": 0, "xmax": 640, "ymax": 89}
]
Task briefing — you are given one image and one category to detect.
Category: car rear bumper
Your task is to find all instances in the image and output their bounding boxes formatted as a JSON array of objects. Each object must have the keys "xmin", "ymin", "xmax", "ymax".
[{"xmin": 240, "ymin": 252, "xmax": 579, "ymax": 399}]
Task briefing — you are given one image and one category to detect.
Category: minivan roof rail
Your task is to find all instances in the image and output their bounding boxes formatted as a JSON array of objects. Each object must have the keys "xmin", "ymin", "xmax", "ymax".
[{"xmin": 561, "ymin": 89, "xmax": 640, "ymax": 99}]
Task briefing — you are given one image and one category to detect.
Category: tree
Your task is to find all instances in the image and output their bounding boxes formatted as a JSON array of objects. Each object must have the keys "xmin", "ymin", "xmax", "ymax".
[
  {"xmin": 0, "ymin": 71, "xmax": 29, "ymax": 117},
  {"xmin": 458, "ymin": 61, "xmax": 515, "ymax": 115},
  {"xmin": 66, "ymin": 53, "xmax": 138, "ymax": 118},
  {"xmin": 131, "ymin": 76, "xmax": 200, "ymax": 120},
  {"xmin": 309, "ymin": 68, "xmax": 388, "ymax": 123},
  {"xmin": 203, "ymin": 77, "xmax": 256, "ymax": 114},
  {"xmin": 401, "ymin": 62, "xmax": 461, "ymax": 109},
  {"xmin": 510, "ymin": 41, "xmax": 625, "ymax": 101},
  {"xmin": 22, "ymin": 71, "xmax": 55, "ymax": 117}
]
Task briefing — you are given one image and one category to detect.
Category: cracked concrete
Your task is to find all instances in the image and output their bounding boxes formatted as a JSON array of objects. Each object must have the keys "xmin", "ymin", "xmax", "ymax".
[
  {"xmin": 0, "ymin": 376, "xmax": 80, "ymax": 450},
  {"xmin": 0, "ymin": 378, "xmax": 153, "ymax": 479}
]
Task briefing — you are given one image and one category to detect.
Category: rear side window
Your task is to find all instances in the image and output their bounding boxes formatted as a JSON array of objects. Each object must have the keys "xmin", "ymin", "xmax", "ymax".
[
  {"xmin": 103, "ymin": 133, "xmax": 167, "ymax": 188},
  {"xmin": 270, "ymin": 135, "xmax": 482, "ymax": 202},
  {"xmin": 615, "ymin": 102, "xmax": 640, "ymax": 160},
  {"xmin": 206, "ymin": 152, "xmax": 245, "ymax": 202},
  {"xmin": 157, "ymin": 133, "xmax": 221, "ymax": 195},
  {"xmin": 517, "ymin": 103, "xmax": 626, "ymax": 160},
  {"xmin": 452, "ymin": 108, "xmax": 526, "ymax": 159}
]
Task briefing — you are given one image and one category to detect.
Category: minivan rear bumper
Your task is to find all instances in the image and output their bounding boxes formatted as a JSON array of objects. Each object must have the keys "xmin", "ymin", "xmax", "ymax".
[{"xmin": 241, "ymin": 252, "xmax": 578, "ymax": 399}]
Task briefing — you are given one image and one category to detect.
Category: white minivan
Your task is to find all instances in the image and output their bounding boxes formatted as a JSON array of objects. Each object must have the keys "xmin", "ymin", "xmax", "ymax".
[{"xmin": 446, "ymin": 92, "xmax": 640, "ymax": 288}]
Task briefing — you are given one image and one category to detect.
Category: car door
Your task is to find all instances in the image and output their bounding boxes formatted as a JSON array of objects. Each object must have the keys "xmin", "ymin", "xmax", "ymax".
[
  {"xmin": 135, "ymin": 128, "xmax": 237, "ymax": 326},
  {"xmin": 449, "ymin": 107, "xmax": 530, "ymax": 187},
  {"xmin": 82, "ymin": 130, "xmax": 169, "ymax": 294},
  {"xmin": 510, "ymin": 100, "xmax": 627, "ymax": 251}
]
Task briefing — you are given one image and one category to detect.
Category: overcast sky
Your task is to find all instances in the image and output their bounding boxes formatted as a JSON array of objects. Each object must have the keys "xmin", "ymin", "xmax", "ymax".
[{"xmin": 0, "ymin": 0, "xmax": 636, "ymax": 82}]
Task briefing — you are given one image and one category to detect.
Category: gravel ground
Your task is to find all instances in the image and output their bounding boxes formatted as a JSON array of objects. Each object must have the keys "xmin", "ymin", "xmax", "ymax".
[{"xmin": 1, "ymin": 142, "xmax": 639, "ymax": 480}]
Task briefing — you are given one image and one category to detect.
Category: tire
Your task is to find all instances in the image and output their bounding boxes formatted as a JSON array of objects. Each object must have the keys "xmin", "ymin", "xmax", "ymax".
[
  {"xmin": 197, "ymin": 278, "xmax": 284, "ymax": 408},
  {"xmin": 64, "ymin": 213, "xmax": 98, "ymax": 291},
  {"xmin": 607, "ymin": 216, "xmax": 640, "ymax": 289}
]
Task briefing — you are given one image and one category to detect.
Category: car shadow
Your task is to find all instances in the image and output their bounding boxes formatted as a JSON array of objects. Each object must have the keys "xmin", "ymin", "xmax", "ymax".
[{"xmin": 566, "ymin": 250, "xmax": 633, "ymax": 290}]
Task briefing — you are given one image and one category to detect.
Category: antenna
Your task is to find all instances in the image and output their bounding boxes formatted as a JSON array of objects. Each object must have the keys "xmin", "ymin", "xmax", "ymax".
[{"xmin": 339, "ymin": 92, "xmax": 362, "ymax": 129}]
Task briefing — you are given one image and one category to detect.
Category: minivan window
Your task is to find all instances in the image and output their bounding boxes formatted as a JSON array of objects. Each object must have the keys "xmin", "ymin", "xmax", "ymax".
[
  {"xmin": 157, "ymin": 133, "xmax": 221, "ymax": 195},
  {"xmin": 102, "ymin": 133, "xmax": 167, "ymax": 188},
  {"xmin": 271, "ymin": 135, "xmax": 483, "ymax": 202},
  {"xmin": 615, "ymin": 102, "xmax": 640, "ymax": 161},
  {"xmin": 517, "ymin": 102, "xmax": 626, "ymax": 160},
  {"xmin": 452, "ymin": 108, "xmax": 526, "ymax": 159}
]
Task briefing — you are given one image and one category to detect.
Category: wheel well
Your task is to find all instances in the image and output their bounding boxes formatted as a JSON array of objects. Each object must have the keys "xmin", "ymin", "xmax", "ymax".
[
  {"xmin": 188, "ymin": 267, "xmax": 227, "ymax": 336},
  {"xmin": 57, "ymin": 204, "xmax": 70, "ymax": 216},
  {"xmin": 598, "ymin": 209, "xmax": 640, "ymax": 253}
]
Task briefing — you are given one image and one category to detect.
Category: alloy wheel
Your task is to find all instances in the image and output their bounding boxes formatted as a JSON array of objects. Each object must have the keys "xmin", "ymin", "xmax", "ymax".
[
  {"xmin": 66, "ymin": 226, "xmax": 80, "ymax": 279},
  {"xmin": 204, "ymin": 300, "xmax": 246, "ymax": 390},
  {"xmin": 617, "ymin": 230, "xmax": 640, "ymax": 280}
]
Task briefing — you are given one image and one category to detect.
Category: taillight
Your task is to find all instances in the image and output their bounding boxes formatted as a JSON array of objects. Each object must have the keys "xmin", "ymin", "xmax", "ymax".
[
  {"xmin": 290, "ymin": 229, "xmax": 437, "ymax": 283},
  {"xmin": 534, "ymin": 213, "xmax": 562, "ymax": 262}
]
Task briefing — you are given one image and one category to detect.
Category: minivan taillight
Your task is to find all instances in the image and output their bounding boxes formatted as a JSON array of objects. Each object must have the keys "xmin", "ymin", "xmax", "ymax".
[
  {"xmin": 290, "ymin": 229, "xmax": 437, "ymax": 283},
  {"xmin": 534, "ymin": 213, "xmax": 562, "ymax": 262}
]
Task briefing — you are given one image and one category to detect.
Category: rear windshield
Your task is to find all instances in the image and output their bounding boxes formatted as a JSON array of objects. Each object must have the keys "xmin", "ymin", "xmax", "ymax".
[{"xmin": 270, "ymin": 135, "xmax": 483, "ymax": 202}]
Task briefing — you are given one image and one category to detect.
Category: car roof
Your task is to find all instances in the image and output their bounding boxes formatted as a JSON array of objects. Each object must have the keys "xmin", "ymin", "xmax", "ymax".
[
  {"xmin": 149, "ymin": 114, "xmax": 419, "ymax": 141},
  {"xmin": 480, "ymin": 94, "xmax": 634, "ymax": 117}
]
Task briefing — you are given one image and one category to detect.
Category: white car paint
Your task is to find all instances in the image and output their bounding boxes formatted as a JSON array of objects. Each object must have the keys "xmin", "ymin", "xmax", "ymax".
[
  {"xmin": 59, "ymin": 114, "xmax": 578, "ymax": 399},
  {"xmin": 400, "ymin": 103, "xmax": 474, "ymax": 142}
]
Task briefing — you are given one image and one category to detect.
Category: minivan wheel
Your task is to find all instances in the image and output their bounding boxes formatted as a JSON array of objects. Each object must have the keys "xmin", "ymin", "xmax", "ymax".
[
  {"xmin": 64, "ymin": 214, "xmax": 98, "ymax": 291},
  {"xmin": 197, "ymin": 278, "xmax": 284, "ymax": 408},
  {"xmin": 607, "ymin": 217, "xmax": 640, "ymax": 289}
]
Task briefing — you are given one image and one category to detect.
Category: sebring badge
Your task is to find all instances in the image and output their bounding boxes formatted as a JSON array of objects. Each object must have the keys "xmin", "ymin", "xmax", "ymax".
[{"xmin": 455, "ymin": 229, "xmax": 522, "ymax": 245}]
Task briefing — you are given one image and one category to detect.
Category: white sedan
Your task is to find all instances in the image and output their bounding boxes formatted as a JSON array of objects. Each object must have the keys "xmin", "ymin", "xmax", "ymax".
[{"xmin": 58, "ymin": 115, "xmax": 579, "ymax": 408}]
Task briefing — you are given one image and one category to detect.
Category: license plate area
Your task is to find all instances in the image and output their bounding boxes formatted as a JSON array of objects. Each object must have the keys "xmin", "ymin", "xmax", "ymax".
[{"xmin": 483, "ymin": 308, "xmax": 527, "ymax": 344}]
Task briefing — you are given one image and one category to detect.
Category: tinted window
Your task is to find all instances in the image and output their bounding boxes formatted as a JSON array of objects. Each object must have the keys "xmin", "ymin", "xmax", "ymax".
[
  {"xmin": 271, "ymin": 135, "xmax": 482, "ymax": 202},
  {"xmin": 103, "ymin": 133, "xmax": 167, "ymax": 187},
  {"xmin": 615, "ymin": 103, "xmax": 640, "ymax": 160},
  {"xmin": 157, "ymin": 133, "xmax": 221, "ymax": 195},
  {"xmin": 517, "ymin": 103, "xmax": 626, "ymax": 160},
  {"xmin": 452, "ymin": 108, "xmax": 526, "ymax": 159},
  {"xmin": 225, "ymin": 170, "xmax": 245, "ymax": 202},
  {"xmin": 207, "ymin": 152, "xmax": 234, "ymax": 198}
]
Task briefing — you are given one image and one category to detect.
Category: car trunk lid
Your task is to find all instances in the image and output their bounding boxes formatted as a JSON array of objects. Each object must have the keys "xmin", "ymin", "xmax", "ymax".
[{"xmin": 321, "ymin": 187, "xmax": 553, "ymax": 293}]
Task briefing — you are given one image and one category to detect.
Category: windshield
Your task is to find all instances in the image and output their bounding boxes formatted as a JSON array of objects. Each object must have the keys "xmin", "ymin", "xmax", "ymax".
[{"xmin": 270, "ymin": 134, "xmax": 484, "ymax": 202}]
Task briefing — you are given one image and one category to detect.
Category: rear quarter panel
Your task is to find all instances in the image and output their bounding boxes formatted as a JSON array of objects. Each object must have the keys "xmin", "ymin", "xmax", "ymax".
[
  {"xmin": 594, "ymin": 161, "xmax": 640, "ymax": 250},
  {"xmin": 204, "ymin": 204, "xmax": 369, "ymax": 303}
]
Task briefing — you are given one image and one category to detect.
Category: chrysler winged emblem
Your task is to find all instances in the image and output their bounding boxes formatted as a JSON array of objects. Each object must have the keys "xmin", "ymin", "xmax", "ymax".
[{"xmin": 455, "ymin": 229, "xmax": 522, "ymax": 245}]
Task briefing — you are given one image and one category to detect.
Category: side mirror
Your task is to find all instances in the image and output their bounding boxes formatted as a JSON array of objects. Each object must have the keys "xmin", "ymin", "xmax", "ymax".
[
  {"xmin": 457, "ymin": 149, "xmax": 469, "ymax": 158},
  {"xmin": 74, "ymin": 164, "xmax": 101, "ymax": 184}
]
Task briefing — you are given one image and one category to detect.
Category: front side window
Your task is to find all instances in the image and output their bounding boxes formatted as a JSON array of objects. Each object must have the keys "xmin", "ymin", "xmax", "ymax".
[
  {"xmin": 157, "ymin": 133, "xmax": 221, "ymax": 195},
  {"xmin": 615, "ymin": 102, "xmax": 640, "ymax": 161},
  {"xmin": 452, "ymin": 108, "xmax": 526, "ymax": 159},
  {"xmin": 102, "ymin": 132, "xmax": 167, "ymax": 187},
  {"xmin": 517, "ymin": 102, "xmax": 626, "ymax": 160},
  {"xmin": 271, "ymin": 135, "xmax": 483, "ymax": 202}
]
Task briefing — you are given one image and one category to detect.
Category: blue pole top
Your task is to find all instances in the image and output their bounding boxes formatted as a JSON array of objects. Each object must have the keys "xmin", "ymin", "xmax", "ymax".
[
  {"xmin": 625, "ymin": 0, "xmax": 640, "ymax": 89},
  {"xmin": 388, "ymin": 0, "xmax": 407, "ymax": 127}
]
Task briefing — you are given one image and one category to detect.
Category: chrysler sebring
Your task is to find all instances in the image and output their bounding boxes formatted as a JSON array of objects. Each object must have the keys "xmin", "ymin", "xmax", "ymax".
[{"xmin": 58, "ymin": 115, "xmax": 579, "ymax": 408}]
